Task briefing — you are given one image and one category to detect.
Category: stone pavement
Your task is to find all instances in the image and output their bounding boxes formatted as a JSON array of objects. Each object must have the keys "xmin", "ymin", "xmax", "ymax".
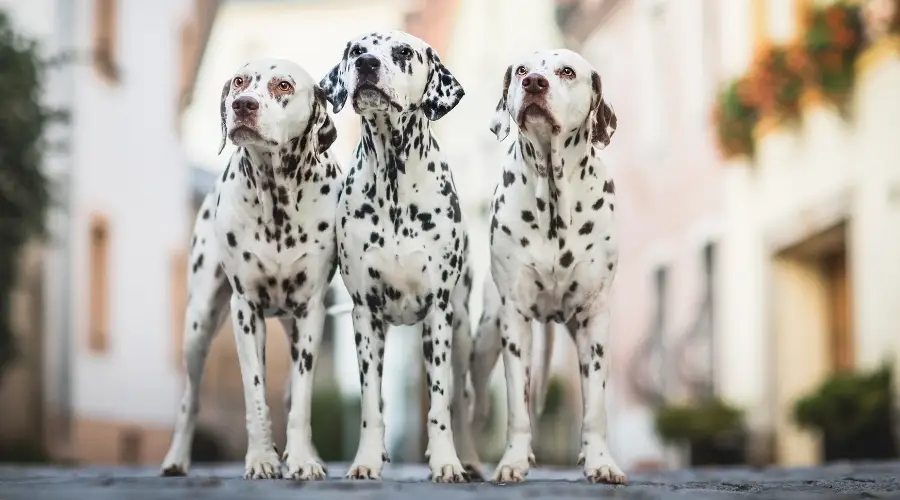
[{"xmin": 1, "ymin": 461, "xmax": 899, "ymax": 499}]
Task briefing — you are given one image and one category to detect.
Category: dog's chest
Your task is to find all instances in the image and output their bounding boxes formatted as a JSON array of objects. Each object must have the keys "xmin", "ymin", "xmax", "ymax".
[
  {"xmin": 215, "ymin": 169, "xmax": 340, "ymax": 313},
  {"xmin": 337, "ymin": 162, "xmax": 466, "ymax": 323},
  {"xmin": 491, "ymin": 163, "xmax": 618, "ymax": 322}
]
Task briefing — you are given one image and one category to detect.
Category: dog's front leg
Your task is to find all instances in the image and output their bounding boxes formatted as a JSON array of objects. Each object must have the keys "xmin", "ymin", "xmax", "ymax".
[
  {"xmin": 346, "ymin": 304, "xmax": 388, "ymax": 480},
  {"xmin": 230, "ymin": 294, "xmax": 281, "ymax": 479},
  {"xmin": 422, "ymin": 300, "xmax": 469, "ymax": 483},
  {"xmin": 281, "ymin": 300, "xmax": 327, "ymax": 481},
  {"xmin": 572, "ymin": 303, "xmax": 626, "ymax": 484},
  {"xmin": 491, "ymin": 304, "xmax": 535, "ymax": 483}
]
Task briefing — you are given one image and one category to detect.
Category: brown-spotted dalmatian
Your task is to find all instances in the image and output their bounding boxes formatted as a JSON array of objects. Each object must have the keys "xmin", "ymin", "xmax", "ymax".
[
  {"xmin": 160, "ymin": 58, "xmax": 342, "ymax": 481},
  {"xmin": 318, "ymin": 30, "xmax": 481, "ymax": 483},
  {"xmin": 470, "ymin": 49, "xmax": 625, "ymax": 485}
]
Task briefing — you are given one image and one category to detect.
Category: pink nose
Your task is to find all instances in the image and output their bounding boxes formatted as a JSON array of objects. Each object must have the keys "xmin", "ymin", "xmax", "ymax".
[{"xmin": 522, "ymin": 73, "xmax": 549, "ymax": 94}]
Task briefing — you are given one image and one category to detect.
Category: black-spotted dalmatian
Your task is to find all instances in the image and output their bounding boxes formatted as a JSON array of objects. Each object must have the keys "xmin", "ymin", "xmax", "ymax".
[
  {"xmin": 470, "ymin": 49, "xmax": 625, "ymax": 484},
  {"xmin": 159, "ymin": 58, "xmax": 342, "ymax": 481},
  {"xmin": 318, "ymin": 30, "xmax": 480, "ymax": 483}
]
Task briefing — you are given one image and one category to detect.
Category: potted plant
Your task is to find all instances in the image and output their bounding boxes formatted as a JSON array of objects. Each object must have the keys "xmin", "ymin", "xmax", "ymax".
[
  {"xmin": 804, "ymin": 2, "xmax": 865, "ymax": 112},
  {"xmin": 794, "ymin": 364, "xmax": 898, "ymax": 462},
  {"xmin": 712, "ymin": 77, "xmax": 759, "ymax": 160},
  {"xmin": 745, "ymin": 43, "xmax": 811, "ymax": 125},
  {"xmin": 654, "ymin": 397, "xmax": 747, "ymax": 467}
]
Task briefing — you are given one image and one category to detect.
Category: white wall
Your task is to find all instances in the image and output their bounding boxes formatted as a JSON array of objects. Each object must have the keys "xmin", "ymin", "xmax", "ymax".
[
  {"xmin": 69, "ymin": 0, "xmax": 192, "ymax": 425},
  {"xmin": 1, "ymin": 0, "xmax": 194, "ymax": 427}
]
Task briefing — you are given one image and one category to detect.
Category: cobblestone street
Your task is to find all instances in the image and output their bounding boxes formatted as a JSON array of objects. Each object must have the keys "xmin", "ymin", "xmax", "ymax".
[{"xmin": 1, "ymin": 461, "xmax": 899, "ymax": 499}]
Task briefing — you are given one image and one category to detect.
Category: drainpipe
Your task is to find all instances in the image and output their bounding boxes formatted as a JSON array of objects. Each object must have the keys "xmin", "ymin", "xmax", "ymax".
[{"xmin": 52, "ymin": 0, "xmax": 76, "ymax": 459}]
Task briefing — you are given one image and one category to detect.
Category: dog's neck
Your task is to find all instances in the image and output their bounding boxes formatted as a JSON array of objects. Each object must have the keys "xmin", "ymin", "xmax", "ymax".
[
  {"xmin": 356, "ymin": 110, "xmax": 440, "ymax": 232},
  {"xmin": 234, "ymin": 139, "xmax": 325, "ymax": 222},
  {"xmin": 516, "ymin": 124, "xmax": 594, "ymax": 240}
]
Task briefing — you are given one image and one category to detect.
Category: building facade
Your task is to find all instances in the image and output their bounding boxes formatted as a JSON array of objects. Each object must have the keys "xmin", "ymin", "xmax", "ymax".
[{"xmin": 0, "ymin": 0, "xmax": 219, "ymax": 464}]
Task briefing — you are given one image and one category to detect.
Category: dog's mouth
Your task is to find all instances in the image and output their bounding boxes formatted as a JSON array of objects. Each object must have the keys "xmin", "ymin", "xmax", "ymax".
[
  {"xmin": 228, "ymin": 124, "xmax": 265, "ymax": 144},
  {"xmin": 517, "ymin": 103, "xmax": 562, "ymax": 135},
  {"xmin": 352, "ymin": 82, "xmax": 402, "ymax": 113}
]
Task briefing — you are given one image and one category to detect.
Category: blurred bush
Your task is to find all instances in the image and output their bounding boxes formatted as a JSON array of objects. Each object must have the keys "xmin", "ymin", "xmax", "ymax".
[
  {"xmin": 793, "ymin": 363, "xmax": 897, "ymax": 461},
  {"xmin": 655, "ymin": 398, "xmax": 747, "ymax": 466}
]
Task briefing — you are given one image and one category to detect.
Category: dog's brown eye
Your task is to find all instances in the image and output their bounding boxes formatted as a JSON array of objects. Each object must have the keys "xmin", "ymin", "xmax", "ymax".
[
  {"xmin": 515, "ymin": 66, "xmax": 528, "ymax": 76},
  {"xmin": 232, "ymin": 76, "xmax": 244, "ymax": 87},
  {"xmin": 350, "ymin": 45, "xmax": 364, "ymax": 57},
  {"xmin": 399, "ymin": 47, "xmax": 412, "ymax": 58},
  {"xmin": 561, "ymin": 67, "xmax": 575, "ymax": 77},
  {"xmin": 279, "ymin": 81, "xmax": 293, "ymax": 92}
]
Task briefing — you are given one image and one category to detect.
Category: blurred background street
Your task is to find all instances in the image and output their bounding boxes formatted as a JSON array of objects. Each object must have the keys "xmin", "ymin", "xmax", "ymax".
[{"xmin": 1, "ymin": 0, "xmax": 900, "ymax": 483}]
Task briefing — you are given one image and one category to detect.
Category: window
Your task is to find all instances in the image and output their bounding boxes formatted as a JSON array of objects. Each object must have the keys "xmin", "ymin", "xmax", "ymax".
[
  {"xmin": 88, "ymin": 214, "xmax": 111, "ymax": 353},
  {"xmin": 627, "ymin": 264, "xmax": 669, "ymax": 407},
  {"xmin": 93, "ymin": 0, "xmax": 119, "ymax": 82}
]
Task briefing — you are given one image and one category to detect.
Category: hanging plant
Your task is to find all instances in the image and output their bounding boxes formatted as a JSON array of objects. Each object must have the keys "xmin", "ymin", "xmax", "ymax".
[
  {"xmin": 745, "ymin": 43, "xmax": 811, "ymax": 124},
  {"xmin": 804, "ymin": 2, "xmax": 865, "ymax": 110},
  {"xmin": 713, "ymin": 77, "xmax": 758, "ymax": 160}
]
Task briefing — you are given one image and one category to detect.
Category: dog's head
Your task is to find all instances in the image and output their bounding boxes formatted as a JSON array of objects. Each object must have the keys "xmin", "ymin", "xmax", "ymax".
[
  {"xmin": 489, "ymin": 49, "xmax": 617, "ymax": 149},
  {"xmin": 218, "ymin": 58, "xmax": 336, "ymax": 155},
  {"xmin": 319, "ymin": 30, "xmax": 464, "ymax": 121}
]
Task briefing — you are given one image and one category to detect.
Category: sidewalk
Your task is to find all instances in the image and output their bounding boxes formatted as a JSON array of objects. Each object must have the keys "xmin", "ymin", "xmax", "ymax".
[{"xmin": 1, "ymin": 461, "xmax": 899, "ymax": 499}]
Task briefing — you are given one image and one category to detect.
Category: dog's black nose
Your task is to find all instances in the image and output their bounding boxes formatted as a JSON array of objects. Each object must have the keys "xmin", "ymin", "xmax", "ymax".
[
  {"xmin": 232, "ymin": 96, "xmax": 259, "ymax": 117},
  {"xmin": 355, "ymin": 54, "xmax": 381, "ymax": 74},
  {"xmin": 522, "ymin": 73, "xmax": 549, "ymax": 94}
]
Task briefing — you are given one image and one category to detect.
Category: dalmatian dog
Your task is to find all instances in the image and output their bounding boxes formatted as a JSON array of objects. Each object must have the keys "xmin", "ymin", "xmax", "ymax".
[
  {"xmin": 471, "ymin": 49, "xmax": 625, "ymax": 484},
  {"xmin": 319, "ymin": 30, "xmax": 480, "ymax": 482},
  {"xmin": 159, "ymin": 58, "xmax": 342, "ymax": 480}
]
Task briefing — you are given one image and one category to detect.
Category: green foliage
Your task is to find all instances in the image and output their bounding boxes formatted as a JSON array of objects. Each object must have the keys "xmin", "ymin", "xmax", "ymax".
[
  {"xmin": 793, "ymin": 364, "xmax": 894, "ymax": 441},
  {"xmin": 654, "ymin": 398, "xmax": 745, "ymax": 444},
  {"xmin": 713, "ymin": 78, "xmax": 758, "ymax": 160},
  {"xmin": 804, "ymin": 2, "xmax": 865, "ymax": 107},
  {"xmin": 0, "ymin": 10, "xmax": 66, "ymax": 380}
]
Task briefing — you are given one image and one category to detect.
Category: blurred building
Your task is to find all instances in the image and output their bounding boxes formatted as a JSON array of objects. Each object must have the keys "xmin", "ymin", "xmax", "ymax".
[
  {"xmin": 0, "ymin": 0, "xmax": 220, "ymax": 464},
  {"xmin": 559, "ymin": 0, "xmax": 725, "ymax": 471},
  {"xmin": 717, "ymin": 0, "xmax": 900, "ymax": 467},
  {"xmin": 562, "ymin": 0, "xmax": 900, "ymax": 469}
]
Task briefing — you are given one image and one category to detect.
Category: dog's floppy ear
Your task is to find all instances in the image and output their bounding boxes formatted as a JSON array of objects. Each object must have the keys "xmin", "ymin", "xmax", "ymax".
[
  {"xmin": 489, "ymin": 65, "xmax": 512, "ymax": 142},
  {"xmin": 590, "ymin": 71, "xmax": 617, "ymax": 149},
  {"xmin": 421, "ymin": 47, "xmax": 464, "ymax": 121},
  {"xmin": 319, "ymin": 43, "xmax": 350, "ymax": 114},
  {"xmin": 314, "ymin": 85, "xmax": 338, "ymax": 154},
  {"xmin": 218, "ymin": 78, "xmax": 231, "ymax": 155}
]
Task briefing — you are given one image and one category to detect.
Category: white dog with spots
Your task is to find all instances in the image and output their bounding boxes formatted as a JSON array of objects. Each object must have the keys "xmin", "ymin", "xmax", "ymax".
[
  {"xmin": 319, "ymin": 30, "xmax": 481, "ymax": 483},
  {"xmin": 470, "ymin": 49, "xmax": 625, "ymax": 484},
  {"xmin": 160, "ymin": 58, "xmax": 342, "ymax": 481}
]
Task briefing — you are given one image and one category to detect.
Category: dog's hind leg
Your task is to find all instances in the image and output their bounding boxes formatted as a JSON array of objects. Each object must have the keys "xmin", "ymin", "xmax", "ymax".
[
  {"xmin": 161, "ymin": 196, "xmax": 231, "ymax": 477},
  {"xmin": 450, "ymin": 267, "xmax": 484, "ymax": 481},
  {"xmin": 470, "ymin": 279, "xmax": 502, "ymax": 436}
]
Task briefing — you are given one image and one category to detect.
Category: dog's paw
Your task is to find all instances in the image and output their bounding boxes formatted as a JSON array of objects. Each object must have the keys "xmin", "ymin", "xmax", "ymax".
[
  {"xmin": 345, "ymin": 464, "xmax": 382, "ymax": 480},
  {"xmin": 491, "ymin": 448, "xmax": 534, "ymax": 483},
  {"xmin": 428, "ymin": 462, "xmax": 470, "ymax": 483},
  {"xmin": 284, "ymin": 455, "xmax": 327, "ymax": 481},
  {"xmin": 159, "ymin": 463, "xmax": 188, "ymax": 477},
  {"xmin": 491, "ymin": 463, "xmax": 528, "ymax": 483},
  {"xmin": 578, "ymin": 451, "xmax": 627, "ymax": 485},
  {"xmin": 243, "ymin": 450, "xmax": 282, "ymax": 480}
]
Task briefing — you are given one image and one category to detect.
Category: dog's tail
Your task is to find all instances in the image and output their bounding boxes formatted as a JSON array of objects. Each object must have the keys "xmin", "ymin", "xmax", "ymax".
[{"xmin": 531, "ymin": 321, "xmax": 556, "ymax": 420}]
